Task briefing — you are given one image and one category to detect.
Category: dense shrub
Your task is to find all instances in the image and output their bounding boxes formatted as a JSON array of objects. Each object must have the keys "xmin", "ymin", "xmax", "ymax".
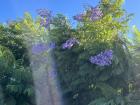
[{"xmin": 0, "ymin": 0, "xmax": 138, "ymax": 105}]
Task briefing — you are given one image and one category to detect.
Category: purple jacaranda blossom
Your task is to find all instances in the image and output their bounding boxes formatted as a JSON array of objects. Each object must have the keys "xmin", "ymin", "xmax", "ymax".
[
  {"xmin": 89, "ymin": 50, "xmax": 113, "ymax": 66},
  {"xmin": 37, "ymin": 9, "xmax": 52, "ymax": 28},
  {"xmin": 73, "ymin": 6, "xmax": 103, "ymax": 22},
  {"xmin": 40, "ymin": 18, "xmax": 51, "ymax": 28},
  {"xmin": 73, "ymin": 13, "xmax": 85, "ymax": 22},
  {"xmin": 62, "ymin": 38, "xmax": 79, "ymax": 49},
  {"xmin": 89, "ymin": 6, "xmax": 103, "ymax": 21},
  {"xmin": 37, "ymin": 9, "xmax": 51, "ymax": 18},
  {"xmin": 31, "ymin": 42, "xmax": 56, "ymax": 55}
]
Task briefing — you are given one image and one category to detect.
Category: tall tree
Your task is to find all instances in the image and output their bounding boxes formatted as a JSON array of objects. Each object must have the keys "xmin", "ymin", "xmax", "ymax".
[
  {"xmin": 50, "ymin": 0, "xmax": 135, "ymax": 105},
  {"xmin": 0, "ymin": 21, "xmax": 35, "ymax": 105}
]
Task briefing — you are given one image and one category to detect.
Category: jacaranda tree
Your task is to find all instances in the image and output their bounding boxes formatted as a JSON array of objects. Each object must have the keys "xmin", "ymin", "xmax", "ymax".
[
  {"xmin": 49, "ymin": 0, "xmax": 135, "ymax": 105},
  {"xmin": 0, "ymin": 0, "xmax": 137, "ymax": 105}
]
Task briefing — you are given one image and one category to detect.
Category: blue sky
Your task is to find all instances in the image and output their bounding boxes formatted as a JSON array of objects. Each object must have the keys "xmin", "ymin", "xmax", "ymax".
[{"xmin": 0, "ymin": 0, "xmax": 140, "ymax": 34}]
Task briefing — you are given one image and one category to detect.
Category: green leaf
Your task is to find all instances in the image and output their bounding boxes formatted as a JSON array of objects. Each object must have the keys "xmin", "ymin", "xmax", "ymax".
[
  {"xmin": 98, "ymin": 70, "xmax": 111, "ymax": 81},
  {"xmin": 96, "ymin": 83, "xmax": 117, "ymax": 98},
  {"xmin": 23, "ymin": 86, "xmax": 34, "ymax": 96},
  {"xmin": 88, "ymin": 98, "xmax": 106, "ymax": 105},
  {"xmin": 4, "ymin": 96, "xmax": 16, "ymax": 105},
  {"xmin": 88, "ymin": 98, "xmax": 116, "ymax": 105}
]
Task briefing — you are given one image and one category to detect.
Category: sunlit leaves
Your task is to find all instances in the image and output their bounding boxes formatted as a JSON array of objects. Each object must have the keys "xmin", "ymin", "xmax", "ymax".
[
  {"xmin": 0, "ymin": 45, "xmax": 15, "ymax": 69},
  {"xmin": 15, "ymin": 13, "xmax": 49, "ymax": 45},
  {"xmin": 0, "ymin": 22, "xmax": 35, "ymax": 105},
  {"xmin": 133, "ymin": 25, "xmax": 140, "ymax": 44}
]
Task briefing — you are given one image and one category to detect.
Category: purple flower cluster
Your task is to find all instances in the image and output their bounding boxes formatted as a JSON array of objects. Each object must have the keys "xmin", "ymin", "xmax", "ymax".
[
  {"xmin": 89, "ymin": 6, "xmax": 103, "ymax": 21},
  {"xmin": 37, "ymin": 9, "xmax": 51, "ymax": 18},
  {"xmin": 31, "ymin": 42, "xmax": 55, "ymax": 55},
  {"xmin": 37, "ymin": 9, "xmax": 52, "ymax": 28},
  {"xmin": 73, "ymin": 6, "xmax": 103, "ymax": 22},
  {"xmin": 40, "ymin": 18, "xmax": 51, "ymax": 28},
  {"xmin": 73, "ymin": 13, "xmax": 85, "ymax": 22},
  {"xmin": 89, "ymin": 50, "xmax": 113, "ymax": 66},
  {"xmin": 62, "ymin": 38, "xmax": 79, "ymax": 49}
]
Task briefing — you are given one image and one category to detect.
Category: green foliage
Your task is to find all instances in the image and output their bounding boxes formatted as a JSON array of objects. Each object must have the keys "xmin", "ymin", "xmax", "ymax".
[
  {"xmin": 0, "ymin": 25, "xmax": 35, "ymax": 105},
  {"xmin": 14, "ymin": 13, "xmax": 49, "ymax": 44},
  {"xmin": 88, "ymin": 96, "xmax": 125, "ymax": 105},
  {"xmin": 133, "ymin": 26, "xmax": 140, "ymax": 44},
  {"xmin": 125, "ymin": 26, "xmax": 140, "ymax": 105},
  {"xmin": 0, "ymin": 0, "xmax": 137, "ymax": 105},
  {"xmin": 131, "ymin": 26, "xmax": 140, "ymax": 59},
  {"xmin": 0, "ymin": 24, "xmax": 29, "ymax": 66},
  {"xmin": 0, "ymin": 45, "xmax": 15, "ymax": 70},
  {"xmin": 49, "ymin": 0, "xmax": 134, "ymax": 105}
]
